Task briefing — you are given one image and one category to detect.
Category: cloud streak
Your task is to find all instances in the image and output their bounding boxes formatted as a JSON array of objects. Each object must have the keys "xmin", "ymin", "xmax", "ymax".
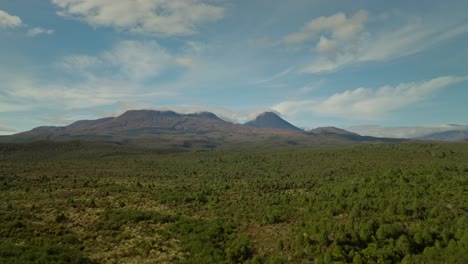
[
  {"xmin": 283, "ymin": 10, "xmax": 468, "ymax": 74},
  {"xmin": 250, "ymin": 68, "xmax": 293, "ymax": 85},
  {"xmin": 26, "ymin": 27, "xmax": 55, "ymax": 37},
  {"xmin": 273, "ymin": 76, "xmax": 468, "ymax": 121},
  {"xmin": 51, "ymin": 0, "xmax": 225, "ymax": 37}
]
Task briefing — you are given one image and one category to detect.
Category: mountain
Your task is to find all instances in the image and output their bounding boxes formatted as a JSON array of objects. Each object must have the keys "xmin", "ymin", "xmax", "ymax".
[
  {"xmin": 20, "ymin": 110, "xmax": 234, "ymax": 135},
  {"xmin": 0, "ymin": 109, "xmax": 407, "ymax": 148},
  {"xmin": 417, "ymin": 130, "xmax": 468, "ymax": 142},
  {"xmin": 309, "ymin": 126, "xmax": 359, "ymax": 136},
  {"xmin": 245, "ymin": 112, "xmax": 303, "ymax": 132}
]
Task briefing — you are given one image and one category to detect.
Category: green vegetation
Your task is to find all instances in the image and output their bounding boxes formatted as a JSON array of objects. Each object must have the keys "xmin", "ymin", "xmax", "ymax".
[{"xmin": 0, "ymin": 142, "xmax": 467, "ymax": 263}]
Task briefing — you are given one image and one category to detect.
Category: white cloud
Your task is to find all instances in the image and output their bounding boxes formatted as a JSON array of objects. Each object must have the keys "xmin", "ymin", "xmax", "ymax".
[
  {"xmin": 0, "ymin": 10, "xmax": 23, "ymax": 29},
  {"xmin": 51, "ymin": 0, "xmax": 224, "ymax": 36},
  {"xmin": 26, "ymin": 27, "xmax": 55, "ymax": 37},
  {"xmin": 273, "ymin": 76, "xmax": 468, "ymax": 121},
  {"xmin": 59, "ymin": 40, "xmax": 174, "ymax": 81},
  {"xmin": 347, "ymin": 125, "xmax": 468, "ymax": 139},
  {"xmin": 305, "ymin": 10, "xmax": 367, "ymax": 41},
  {"xmin": 0, "ymin": 10, "xmax": 55, "ymax": 37},
  {"xmin": 283, "ymin": 10, "xmax": 367, "ymax": 48},
  {"xmin": 282, "ymin": 10, "xmax": 369, "ymax": 73},
  {"xmin": 272, "ymin": 100, "xmax": 317, "ymax": 116},
  {"xmin": 103, "ymin": 40, "xmax": 173, "ymax": 80},
  {"xmin": 284, "ymin": 10, "xmax": 468, "ymax": 74},
  {"xmin": 315, "ymin": 36, "xmax": 338, "ymax": 58},
  {"xmin": 359, "ymin": 20, "xmax": 468, "ymax": 62}
]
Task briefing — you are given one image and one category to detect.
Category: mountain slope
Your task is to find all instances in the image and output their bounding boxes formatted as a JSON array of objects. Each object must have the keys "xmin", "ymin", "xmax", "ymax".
[
  {"xmin": 245, "ymin": 112, "xmax": 303, "ymax": 132},
  {"xmin": 309, "ymin": 126, "xmax": 359, "ymax": 136}
]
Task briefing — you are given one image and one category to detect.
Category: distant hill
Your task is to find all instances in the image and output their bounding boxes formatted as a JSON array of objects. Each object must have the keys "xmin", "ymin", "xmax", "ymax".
[
  {"xmin": 417, "ymin": 130, "xmax": 468, "ymax": 142},
  {"xmin": 245, "ymin": 112, "xmax": 303, "ymax": 132},
  {"xmin": 309, "ymin": 126, "xmax": 359, "ymax": 136},
  {"xmin": 0, "ymin": 109, "xmax": 407, "ymax": 148}
]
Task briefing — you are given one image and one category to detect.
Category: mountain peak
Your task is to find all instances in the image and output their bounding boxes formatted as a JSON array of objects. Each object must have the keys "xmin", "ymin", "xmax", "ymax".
[
  {"xmin": 258, "ymin": 111, "xmax": 279, "ymax": 117},
  {"xmin": 245, "ymin": 112, "xmax": 303, "ymax": 132}
]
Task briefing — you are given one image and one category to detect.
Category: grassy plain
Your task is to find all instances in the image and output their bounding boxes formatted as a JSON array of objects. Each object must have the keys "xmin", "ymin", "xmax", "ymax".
[{"xmin": 0, "ymin": 141, "xmax": 467, "ymax": 263}]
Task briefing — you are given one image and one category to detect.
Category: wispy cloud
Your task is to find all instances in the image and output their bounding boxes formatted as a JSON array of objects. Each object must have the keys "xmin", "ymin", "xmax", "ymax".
[
  {"xmin": 52, "ymin": 0, "xmax": 225, "ymax": 37},
  {"xmin": 273, "ymin": 75, "xmax": 468, "ymax": 120},
  {"xmin": 4, "ymin": 76, "xmax": 177, "ymax": 111},
  {"xmin": 0, "ymin": 9, "xmax": 55, "ymax": 37},
  {"xmin": 358, "ymin": 19, "xmax": 468, "ymax": 63},
  {"xmin": 283, "ymin": 10, "xmax": 368, "ymax": 46},
  {"xmin": 250, "ymin": 68, "xmax": 293, "ymax": 85},
  {"xmin": 283, "ymin": 10, "xmax": 468, "ymax": 74},
  {"xmin": 26, "ymin": 27, "xmax": 55, "ymax": 37},
  {"xmin": 58, "ymin": 40, "xmax": 174, "ymax": 81}
]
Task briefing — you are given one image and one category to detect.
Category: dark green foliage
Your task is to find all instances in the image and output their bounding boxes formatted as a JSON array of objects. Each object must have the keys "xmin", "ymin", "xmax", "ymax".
[
  {"xmin": 225, "ymin": 235, "xmax": 253, "ymax": 262},
  {"xmin": 167, "ymin": 218, "xmax": 252, "ymax": 263},
  {"xmin": 0, "ymin": 242, "xmax": 88, "ymax": 263},
  {"xmin": 0, "ymin": 142, "xmax": 467, "ymax": 263},
  {"xmin": 55, "ymin": 213, "xmax": 68, "ymax": 223}
]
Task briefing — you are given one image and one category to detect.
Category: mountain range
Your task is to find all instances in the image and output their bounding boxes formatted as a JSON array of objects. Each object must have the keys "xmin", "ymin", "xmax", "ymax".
[{"xmin": 0, "ymin": 110, "xmax": 406, "ymax": 148}]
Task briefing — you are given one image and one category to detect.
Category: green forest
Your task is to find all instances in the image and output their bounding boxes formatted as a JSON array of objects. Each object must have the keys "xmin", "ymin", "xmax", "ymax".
[{"xmin": 0, "ymin": 142, "xmax": 467, "ymax": 263}]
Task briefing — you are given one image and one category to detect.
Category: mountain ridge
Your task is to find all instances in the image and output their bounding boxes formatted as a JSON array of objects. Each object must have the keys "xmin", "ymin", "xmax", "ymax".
[{"xmin": 1, "ymin": 109, "xmax": 407, "ymax": 148}]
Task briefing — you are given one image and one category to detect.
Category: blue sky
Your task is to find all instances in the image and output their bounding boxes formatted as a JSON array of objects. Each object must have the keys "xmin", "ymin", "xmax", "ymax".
[{"xmin": 0, "ymin": 0, "xmax": 467, "ymax": 137}]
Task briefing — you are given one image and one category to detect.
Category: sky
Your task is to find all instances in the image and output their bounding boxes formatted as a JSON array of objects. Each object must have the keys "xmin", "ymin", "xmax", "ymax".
[{"xmin": 0, "ymin": 0, "xmax": 467, "ymax": 138}]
